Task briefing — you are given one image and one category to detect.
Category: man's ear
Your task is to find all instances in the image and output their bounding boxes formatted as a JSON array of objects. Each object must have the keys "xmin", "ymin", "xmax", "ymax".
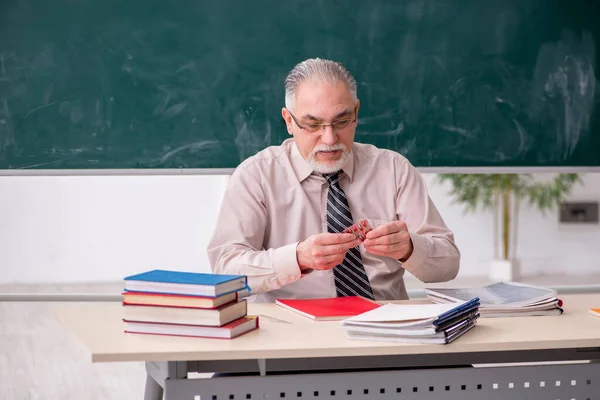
[{"xmin": 281, "ymin": 108, "xmax": 293, "ymax": 135}]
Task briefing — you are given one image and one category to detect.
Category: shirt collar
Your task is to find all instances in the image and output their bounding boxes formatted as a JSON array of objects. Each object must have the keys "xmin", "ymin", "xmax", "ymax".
[{"xmin": 289, "ymin": 140, "xmax": 355, "ymax": 183}]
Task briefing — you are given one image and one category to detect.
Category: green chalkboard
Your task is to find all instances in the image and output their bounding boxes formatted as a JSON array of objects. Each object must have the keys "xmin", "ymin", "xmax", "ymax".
[{"xmin": 1, "ymin": 0, "xmax": 599, "ymax": 170}]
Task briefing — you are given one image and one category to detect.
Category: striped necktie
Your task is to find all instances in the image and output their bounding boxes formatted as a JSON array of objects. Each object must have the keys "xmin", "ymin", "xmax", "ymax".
[{"xmin": 323, "ymin": 172, "xmax": 374, "ymax": 300}]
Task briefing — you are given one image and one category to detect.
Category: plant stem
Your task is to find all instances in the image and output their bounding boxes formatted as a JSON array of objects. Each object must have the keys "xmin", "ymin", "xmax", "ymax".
[
  {"xmin": 493, "ymin": 175, "xmax": 499, "ymax": 259},
  {"xmin": 503, "ymin": 183, "xmax": 511, "ymax": 260},
  {"xmin": 513, "ymin": 194, "xmax": 520, "ymax": 263}
]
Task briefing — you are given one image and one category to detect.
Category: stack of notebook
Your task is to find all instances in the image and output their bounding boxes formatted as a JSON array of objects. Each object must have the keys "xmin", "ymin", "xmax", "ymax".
[
  {"xmin": 121, "ymin": 269, "xmax": 258, "ymax": 339},
  {"xmin": 425, "ymin": 281, "xmax": 563, "ymax": 317},
  {"xmin": 341, "ymin": 298, "xmax": 480, "ymax": 344}
]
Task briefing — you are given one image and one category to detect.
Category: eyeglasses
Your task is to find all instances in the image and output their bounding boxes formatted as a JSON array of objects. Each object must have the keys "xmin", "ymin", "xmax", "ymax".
[{"xmin": 287, "ymin": 108, "xmax": 357, "ymax": 133}]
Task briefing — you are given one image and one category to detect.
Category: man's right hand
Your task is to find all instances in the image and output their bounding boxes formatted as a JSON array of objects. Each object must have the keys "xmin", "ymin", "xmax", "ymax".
[{"xmin": 296, "ymin": 233, "xmax": 362, "ymax": 271}]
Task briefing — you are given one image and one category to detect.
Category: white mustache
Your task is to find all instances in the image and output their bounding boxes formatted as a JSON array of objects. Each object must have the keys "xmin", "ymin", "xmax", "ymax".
[{"xmin": 310, "ymin": 144, "xmax": 347, "ymax": 157}]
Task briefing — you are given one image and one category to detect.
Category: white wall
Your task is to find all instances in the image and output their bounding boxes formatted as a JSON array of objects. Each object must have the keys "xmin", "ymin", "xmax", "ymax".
[
  {"xmin": 0, "ymin": 175, "xmax": 228, "ymax": 283},
  {"xmin": 1, "ymin": 172, "xmax": 599, "ymax": 284}
]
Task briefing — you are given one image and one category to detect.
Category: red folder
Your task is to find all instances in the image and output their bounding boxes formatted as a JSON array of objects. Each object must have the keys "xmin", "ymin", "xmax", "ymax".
[{"xmin": 275, "ymin": 296, "xmax": 381, "ymax": 321}]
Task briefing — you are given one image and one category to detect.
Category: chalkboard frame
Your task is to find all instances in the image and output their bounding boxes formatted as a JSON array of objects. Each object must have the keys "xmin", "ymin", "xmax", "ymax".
[{"xmin": 2, "ymin": 166, "xmax": 599, "ymax": 176}]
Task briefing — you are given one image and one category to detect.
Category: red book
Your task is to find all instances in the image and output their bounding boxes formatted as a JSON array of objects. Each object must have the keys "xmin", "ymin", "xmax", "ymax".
[
  {"xmin": 122, "ymin": 291, "xmax": 237, "ymax": 309},
  {"xmin": 275, "ymin": 296, "xmax": 381, "ymax": 321},
  {"xmin": 124, "ymin": 315, "xmax": 259, "ymax": 339}
]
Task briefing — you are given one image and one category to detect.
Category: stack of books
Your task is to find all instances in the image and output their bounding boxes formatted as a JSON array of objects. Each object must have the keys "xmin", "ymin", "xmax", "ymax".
[
  {"xmin": 425, "ymin": 281, "xmax": 564, "ymax": 317},
  {"xmin": 341, "ymin": 298, "xmax": 480, "ymax": 344},
  {"xmin": 121, "ymin": 269, "xmax": 259, "ymax": 339}
]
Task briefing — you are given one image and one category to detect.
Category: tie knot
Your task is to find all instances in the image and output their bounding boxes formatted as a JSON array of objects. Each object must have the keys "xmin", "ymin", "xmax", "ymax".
[{"xmin": 323, "ymin": 172, "xmax": 340, "ymax": 185}]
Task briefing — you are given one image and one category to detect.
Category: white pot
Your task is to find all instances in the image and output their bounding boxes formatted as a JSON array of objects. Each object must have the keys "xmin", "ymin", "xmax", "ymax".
[{"xmin": 488, "ymin": 258, "xmax": 515, "ymax": 282}]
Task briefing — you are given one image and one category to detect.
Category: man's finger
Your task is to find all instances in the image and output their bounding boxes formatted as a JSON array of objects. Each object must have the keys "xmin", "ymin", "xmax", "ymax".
[
  {"xmin": 366, "ymin": 221, "xmax": 407, "ymax": 239},
  {"xmin": 316, "ymin": 232, "xmax": 358, "ymax": 245},
  {"xmin": 317, "ymin": 239, "xmax": 361, "ymax": 256},
  {"xmin": 313, "ymin": 254, "xmax": 345, "ymax": 269},
  {"xmin": 364, "ymin": 242, "xmax": 405, "ymax": 253},
  {"xmin": 365, "ymin": 223, "xmax": 394, "ymax": 239},
  {"xmin": 364, "ymin": 247, "xmax": 394, "ymax": 258},
  {"xmin": 363, "ymin": 232, "xmax": 403, "ymax": 247}
]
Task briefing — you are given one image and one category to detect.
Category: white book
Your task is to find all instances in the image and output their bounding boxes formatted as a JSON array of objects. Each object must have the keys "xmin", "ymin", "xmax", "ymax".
[
  {"xmin": 478, "ymin": 299, "xmax": 561, "ymax": 313},
  {"xmin": 341, "ymin": 302, "xmax": 470, "ymax": 328},
  {"xmin": 346, "ymin": 321, "xmax": 477, "ymax": 344},
  {"xmin": 344, "ymin": 325, "xmax": 438, "ymax": 337},
  {"xmin": 427, "ymin": 294, "xmax": 560, "ymax": 311},
  {"xmin": 425, "ymin": 281, "xmax": 557, "ymax": 309},
  {"xmin": 481, "ymin": 308, "xmax": 563, "ymax": 318},
  {"xmin": 340, "ymin": 318, "xmax": 437, "ymax": 329}
]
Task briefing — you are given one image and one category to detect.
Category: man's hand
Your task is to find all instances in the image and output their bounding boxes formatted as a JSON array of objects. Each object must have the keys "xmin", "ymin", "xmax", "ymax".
[
  {"xmin": 363, "ymin": 221, "xmax": 413, "ymax": 261},
  {"xmin": 297, "ymin": 233, "xmax": 362, "ymax": 271}
]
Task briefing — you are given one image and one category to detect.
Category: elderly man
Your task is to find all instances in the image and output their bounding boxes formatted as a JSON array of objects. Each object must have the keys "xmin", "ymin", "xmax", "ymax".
[{"xmin": 207, "ymin": 58, "xmax": 460, "ymax": 302}]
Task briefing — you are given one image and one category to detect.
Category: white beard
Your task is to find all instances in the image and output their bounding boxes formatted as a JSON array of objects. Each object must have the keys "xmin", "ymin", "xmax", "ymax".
[{"xmin": 309, "ymin": 144, "xmax": 350, "ymax": 174}]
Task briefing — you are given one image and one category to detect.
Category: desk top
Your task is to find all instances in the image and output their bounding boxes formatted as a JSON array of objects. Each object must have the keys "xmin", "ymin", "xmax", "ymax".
[{"xmin": 54, "ymin": 294, "xmax": 600, "ymax": 363}]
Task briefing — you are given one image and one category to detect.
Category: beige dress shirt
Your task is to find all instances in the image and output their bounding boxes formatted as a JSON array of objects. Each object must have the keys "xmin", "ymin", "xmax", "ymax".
[{"xmin": 207, "ymin": 138, "xmax": 460, "ymax": 302}]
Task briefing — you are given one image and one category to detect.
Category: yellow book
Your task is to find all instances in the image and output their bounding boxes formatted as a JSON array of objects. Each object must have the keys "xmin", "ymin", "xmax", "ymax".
[{"xmin": 588, "ymin": 308, "xmax": 600, "ymax": 318}]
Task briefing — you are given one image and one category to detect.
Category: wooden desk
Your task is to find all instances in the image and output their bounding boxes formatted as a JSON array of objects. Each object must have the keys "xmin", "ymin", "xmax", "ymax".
[{"xmin": 54, "ymin": 294, "xmax": 600, "ymax": 400}]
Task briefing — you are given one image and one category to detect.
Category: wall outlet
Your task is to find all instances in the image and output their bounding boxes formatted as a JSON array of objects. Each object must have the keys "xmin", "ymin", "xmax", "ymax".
[{"xmin": 559, "ymin": 202, "xmax": 599, "ymax": 223}]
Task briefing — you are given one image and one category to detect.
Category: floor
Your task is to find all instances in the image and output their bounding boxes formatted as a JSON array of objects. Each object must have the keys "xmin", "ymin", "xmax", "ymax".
[{"xmin": 0, "ymin": 300, "xmax": 145, "ymax": 400}]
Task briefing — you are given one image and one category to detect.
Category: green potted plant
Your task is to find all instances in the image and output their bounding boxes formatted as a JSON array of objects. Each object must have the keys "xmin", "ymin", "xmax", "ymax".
[{"xmin": 436, "ymin": 173, "xmax": 583, "ymax": 281}]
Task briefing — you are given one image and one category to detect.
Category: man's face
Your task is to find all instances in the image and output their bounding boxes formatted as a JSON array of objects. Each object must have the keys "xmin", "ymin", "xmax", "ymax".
[{"xmin": 282, "ymin": 79, "xmax": 359, "ymax": 174}]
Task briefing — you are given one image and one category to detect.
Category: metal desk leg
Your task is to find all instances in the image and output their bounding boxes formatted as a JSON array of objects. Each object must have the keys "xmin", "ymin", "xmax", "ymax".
[
  {"xmin": 144, "ymin": 373, "xmax": 164, "ymax": 400},
  {"xmin": 145, "ymin": 361, "xmax": 189, "ymax": 400},
  {"xmin": 257, "ymin": 358, "xmax": 266, "ymax": 376}
]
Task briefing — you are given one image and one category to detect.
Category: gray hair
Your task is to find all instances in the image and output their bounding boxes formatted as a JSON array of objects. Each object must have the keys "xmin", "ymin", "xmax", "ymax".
[{"xmin": 284, "ymin": 58, "xmax": 357, "ymax": 110}]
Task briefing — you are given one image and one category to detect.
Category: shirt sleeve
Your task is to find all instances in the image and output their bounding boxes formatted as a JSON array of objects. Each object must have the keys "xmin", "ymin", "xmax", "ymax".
[
  {"xmin": 395, "ymin": 160, "xmax": 460, "ymax": 282},
  {"xmin": 206, "ymin": 163, "xmax": 303, "ymax": 294}
]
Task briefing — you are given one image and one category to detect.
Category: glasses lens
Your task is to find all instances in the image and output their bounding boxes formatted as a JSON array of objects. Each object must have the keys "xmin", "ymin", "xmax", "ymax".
[
  {"xmin": 333, "ymin": 119, "xmax": 351, "ymax": 129},
  {"xmin": 304, "ymin": 124, "xmax": 321, "ymax": 132}
]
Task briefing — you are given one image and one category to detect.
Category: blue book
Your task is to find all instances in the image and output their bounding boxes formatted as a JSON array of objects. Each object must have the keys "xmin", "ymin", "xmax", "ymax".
[
  {"xmin": 124, "ymin": 270, "xmax": 248, "ymax": 298},
  {"xmin": 433, "ymin": 297, "xmax": 480, "ymax": 327}
]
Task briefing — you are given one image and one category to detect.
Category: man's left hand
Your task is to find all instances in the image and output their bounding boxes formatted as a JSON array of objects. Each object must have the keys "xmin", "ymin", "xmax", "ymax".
[{"xmin": 363, "ymin": 221, "xmax": 413, "ymax": 261}]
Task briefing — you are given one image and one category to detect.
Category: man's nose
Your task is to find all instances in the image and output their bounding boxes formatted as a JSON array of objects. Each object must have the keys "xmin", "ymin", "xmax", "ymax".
[{"xmin": 320, "ymin": 125, "xmax": 337, "ymax": 145}]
